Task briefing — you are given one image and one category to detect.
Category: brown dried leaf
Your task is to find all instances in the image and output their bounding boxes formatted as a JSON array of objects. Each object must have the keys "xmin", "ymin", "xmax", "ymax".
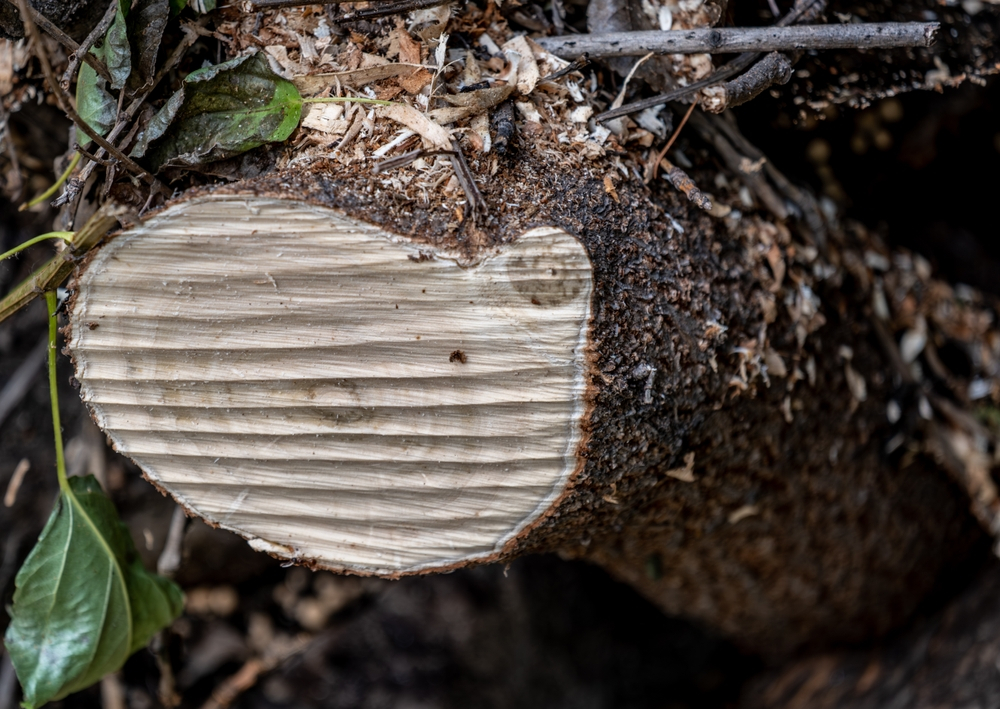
[{"xmin": 398, "ymin": 68, "xmax": 433, "ymax": 94}]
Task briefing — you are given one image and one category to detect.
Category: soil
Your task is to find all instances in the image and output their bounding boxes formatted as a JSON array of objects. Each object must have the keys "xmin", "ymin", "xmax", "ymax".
[{"xmin": 3, "ymin": 21, "xmax": 1000, "ymax": 709}]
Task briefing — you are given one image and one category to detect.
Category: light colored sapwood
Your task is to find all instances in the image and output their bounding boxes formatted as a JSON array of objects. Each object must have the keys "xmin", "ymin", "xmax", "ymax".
[{"xmin": 69, "ymin": 197, "xmax": 593, "ymax": 573}]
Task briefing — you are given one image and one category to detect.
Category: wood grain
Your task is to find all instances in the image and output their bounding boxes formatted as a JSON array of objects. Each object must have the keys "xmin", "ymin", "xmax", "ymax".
[{"xmin": 69, "ymin": 197, "xmax": 593, "ymax": 573}]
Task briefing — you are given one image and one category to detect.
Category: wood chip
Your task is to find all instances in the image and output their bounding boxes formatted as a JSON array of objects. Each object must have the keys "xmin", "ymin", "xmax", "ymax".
[
  {"xmin": 501, "ymin": 35, "xmax": 540, "ymax": 95},
  {"xmin": 665, "ymin": 451, "xmax": 696, "ymax": 483},
  {"xmin": 377, "ymin": 103, "xmax": 452, "ymax": 150}
]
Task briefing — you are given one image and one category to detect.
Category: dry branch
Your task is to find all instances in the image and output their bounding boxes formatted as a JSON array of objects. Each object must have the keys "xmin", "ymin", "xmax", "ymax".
[{"xmin": 536, "ymin": 22, "xmax": 938, "ymax": 59}]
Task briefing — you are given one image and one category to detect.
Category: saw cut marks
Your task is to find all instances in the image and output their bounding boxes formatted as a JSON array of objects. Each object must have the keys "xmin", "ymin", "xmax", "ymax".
[{"xmin": 69, "ymin": 197, "xmax": 593, "ymax": 573}]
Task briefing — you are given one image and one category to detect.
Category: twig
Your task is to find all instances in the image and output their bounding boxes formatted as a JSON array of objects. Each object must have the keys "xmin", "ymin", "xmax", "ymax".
[
  {"xmin": 60, "ymin": 0, "xmax": 118, "ymax": 90},
  {"xmin": 0, "ymin": 104, "xmax": 23, "ymax": 201},
  {"xmin": 718, "ymin": 51, "xmax": 793, "ymax": 109},
  {"xmin": 539, "ymin": 54, "xmax": 589, "ymax": 83},
  {"xmin": 329, "ymin": 0, "xmax": 451, "ymax": 23},
  {"xmin": 248, "ymin": 0, "xmax": 399, "ymax": 7},
  {"xmin": 448, "ymin": 138, "xmax": 486, "ymax": 221},
  {"xmin": 595, "ymin": 52, "xmax": 755, "ymax": 122},
  {"xmin": 647, "ymin": 98, "xmax": 696, "ymax": 182},
  {"xmin": 153, "ymin": 505, "xmax": 188, "ymax": 708},
  {"xmin": 596, "ymin": 0, "xmax": 837, "ymax": 122},
  {"xmin": 0, "ymin": 335, "xmax": 48, "ymax": 430},
  {"xmin": 100, "ymin": 674, "xmax": 126, "ymax": 709},
  {"xmin": 198, "ymin": 638, "xmax": 311, "ymax": 709},
  {"xmin": 374, "ymin": 147, "xmax": 452, "ymax": 173},
  {"xmin": 69, "ymin": 21, "xmax": 200, "ymax": 209},
  {"xmin": 536, "ymin": 22, "xmax": 938, "ymax": 59},
  {"xmin": 688, "ymin": 111, "xmax": 787, "ymax": 219},
  {"xmin": 157, "ymin": 506, "xmax": 189, "ymax": 578},
  {"xmin": 0, "ymin": 651, "xmax": 16, "ymax": 709},
  {"xmin": 661, "ymin": 159, "xmax": 711, "ymax": 211},
  {"xmin": 27, "ymin": 6, "xmax": 112, "ymax": 84},
  {"xmin": 712, "ymin": 110, "xmax": 828, "ymax": 247}
]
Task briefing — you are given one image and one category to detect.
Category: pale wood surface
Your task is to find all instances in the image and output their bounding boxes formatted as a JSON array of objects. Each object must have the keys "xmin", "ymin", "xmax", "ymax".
[{"xmin": 70, "ymin": 197, "xmax": 593, "ymax": 573}]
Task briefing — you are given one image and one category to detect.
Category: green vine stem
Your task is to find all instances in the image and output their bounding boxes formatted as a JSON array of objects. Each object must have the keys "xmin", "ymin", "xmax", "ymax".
[
  {"xmin": 45, "ymin": 290, "xmax": 69, "ymax": 492},
  {"xmin": 20, "ymin": 153, "xmax": 82, "ymax": 212},
  {"xmin": 0, "ymin": 232, "xmax": 74, "ymax": 263},
  {"xmin": 301, "ymin": 97, "xmax": 394, "ymax": 106}
]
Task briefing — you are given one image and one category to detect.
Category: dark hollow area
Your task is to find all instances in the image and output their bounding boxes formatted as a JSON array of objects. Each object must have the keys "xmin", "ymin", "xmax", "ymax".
[{"xmin": 735, "ymin": 75, "xmax": 1000, "ymax": 295}]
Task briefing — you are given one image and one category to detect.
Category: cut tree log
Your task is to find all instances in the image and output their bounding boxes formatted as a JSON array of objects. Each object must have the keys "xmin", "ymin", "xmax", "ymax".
[
  {"xmin": 12, "ymin": 0, "xmax": 994, "ymax": 663},
  {"xmin": 71, "ymin": 198, "xmax": 594, "ymax": 573},
  {"xmin": 64, "ymin": 143, "xmax": 991, "ymax": 658}
]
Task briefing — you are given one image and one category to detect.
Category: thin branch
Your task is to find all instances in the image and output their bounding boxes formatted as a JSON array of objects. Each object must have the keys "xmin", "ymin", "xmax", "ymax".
[
  {"xmin": 68, "ymin": 22, "xmax": 200, "ymax": 208},
  {"xmin": 646, "ymin": 98, "xmax": 697, "ymax": 182},
  {"xmin": 595, "ymin": 0, "xmax": 835, "ymax": 122},
  {"xmin": 329, "ymin": 0, "xmax": 451, "ymax": 23},
  {"xmin": 60, "ymin": 0, "xmax": 118, "ymax": 90},
  {"xmin": 718, "ymin": 50, "xmax": 793, "ymax": 109},
  {"xmin": 0, "ymin": 336, "xmax": 48, "ymax": 430},
  {"xmin": 536, "ymin": 22, "xmax": 938, "ymax": 59},
  {"xmin": 26, "ymin": 6, "xmax": 112, "ymax": 84},
  {"xmin": 595, "ymin": 52, "xmax": 754, "ymax": 122},
  {"xmin": 688, "ymin": 110, "xmax": 787, "ymax": 220},
  {"xmin": 448, "ymin": 138, "xmax": 486, "ymax": 221},
  {"xmin": 0, "ymin": 103, "xmax": 23, "ymax": 201},
  {"xmin": 248, "ymin": 0, "xmax": 398, "ymax": 7}
]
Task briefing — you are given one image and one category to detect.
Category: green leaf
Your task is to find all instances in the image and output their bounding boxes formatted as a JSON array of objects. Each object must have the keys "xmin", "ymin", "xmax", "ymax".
[
  {"xmin": 4, "ymin": 476, "xmax": 183, "ymax": 709},
  {"xmin": 131, "ymin": 51, "xmax": 303, "ymax": 171},
  {"xmin": 127, "ymin": 0, "xmax": 169, "ymax": 92},
  {"xmin": 75, "ymin": 62, "xmax": 117, "ymax": 147},
  {"xmin": 95, "ymin": 0, "xmax": 131, "ymax": 91}
]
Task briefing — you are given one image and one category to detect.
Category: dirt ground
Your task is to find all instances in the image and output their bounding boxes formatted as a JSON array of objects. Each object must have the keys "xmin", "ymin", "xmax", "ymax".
[{"xmin": 2, "ymin": 62, "xmax": 999, "ymax": 709}]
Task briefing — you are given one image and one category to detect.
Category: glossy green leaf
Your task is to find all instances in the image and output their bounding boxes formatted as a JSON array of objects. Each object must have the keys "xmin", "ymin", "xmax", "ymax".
[
  {"xmin": 131, "ymin": 51, "xmax": 303, "ymax": 171},
  {"xmin": 4, "ymin": 476, "xmax": 183, "ymax": 709},
  {"xmin": 75, "ymin": 62, "xmax": 117, "ymax": 147},
  {"xmin": 127, "ymin": 0, "xmax": 169, "ymax": 92}
]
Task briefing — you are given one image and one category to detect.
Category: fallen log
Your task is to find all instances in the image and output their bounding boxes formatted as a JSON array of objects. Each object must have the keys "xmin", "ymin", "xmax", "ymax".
[{"xmin": 64, "ymin": 140, "xmax": 989, "ymax": 657}]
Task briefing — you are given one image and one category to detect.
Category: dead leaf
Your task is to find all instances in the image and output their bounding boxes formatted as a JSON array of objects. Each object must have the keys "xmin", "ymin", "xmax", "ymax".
[
  {"xmin": 398, "ymin": 67, "xmax": 433, "ymax": 94},
  {"xmin": 395, "ymin": 25, "xmax": 422, "ymax": 64}
]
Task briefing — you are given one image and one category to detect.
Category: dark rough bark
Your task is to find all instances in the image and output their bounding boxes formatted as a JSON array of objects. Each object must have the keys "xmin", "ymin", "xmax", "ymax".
[{"xmin": 741, "ymin": 558, "xmax": 1000, "ymax": 709}]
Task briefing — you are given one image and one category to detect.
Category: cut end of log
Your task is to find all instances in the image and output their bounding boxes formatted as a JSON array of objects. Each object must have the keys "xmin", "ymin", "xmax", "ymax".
[{"xmin": 68, "ymin": 196, "xmax": 594, "ymax": 574}]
